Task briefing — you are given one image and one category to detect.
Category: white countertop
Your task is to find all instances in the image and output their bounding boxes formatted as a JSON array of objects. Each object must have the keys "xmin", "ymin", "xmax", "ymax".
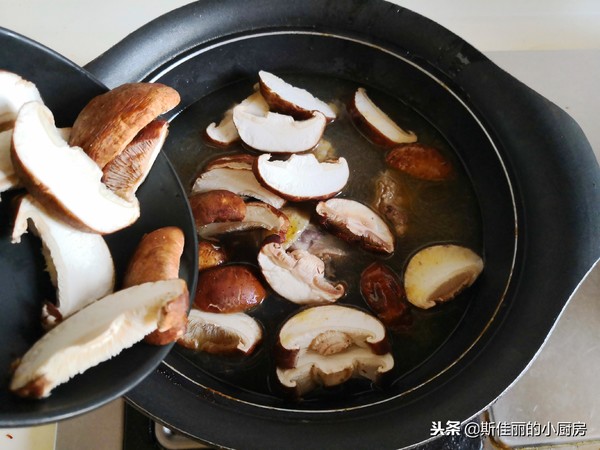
[{"xmin": 0, "ymin": 2, "xmax": 599, "ymax": 449}]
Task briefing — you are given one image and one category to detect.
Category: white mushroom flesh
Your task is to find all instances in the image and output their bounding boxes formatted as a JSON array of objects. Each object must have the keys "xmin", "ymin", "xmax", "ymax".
[
  {"xmin": 258, "ymin": 70, "xmax": 336, "ymax": 120},
  {"xmin": 192, "ymin": 167, "xmax": 285, "ymax": 209},
  {"xmin": 12, "ymin": 195, "xmax": 115, "ymax": 320},
  {"xmin": 10, "ymin": 279, "xmax": 188, "ymax": 398},
  {"xmin": 233, "ymin": 103, "xmax": 326, "ymax": 153},
  {"xmin": 206, "ymin": 107, "xmax": 239, "ymax": 146},
  {"xmin": 0, "ymin": 129, "xmax": 19, "ymax": 193},
  {"xmin": 276, "ymin": 347, "xmax": 394, "ymax": 395},
  {"xmin": 255, "ymin": 153, "xmax": 349, "ymax": 201},
  {"xmin": 276, "ymin": 304, "xmax": 393, "ymax": 395},
  {"xmin": 354, "ymin": 87, "xmax": 417, "ymax": 144},
  {"xmin": 258, "ymin": 242, "xmax": 345, "ymax": 305},
  {"xmin": 178, "ymin": 309, "xmax": 262, "ymax": 354},
  {"xmin": 0, "ymin": 70, "xmax": 43, "ymax": 126},
  {"xmin": 278, "ymin": 304, "xmax": 387, "ymax": 351},
  {"xmin": 11, "ymin": 101, "xmax": 140, "ymax": 234},
  {"xmin": 238, "ymin": 90, "xmax": 270, "ymax": 116},
  {"xmin": 404, "ymin": 244, "xmax": 484, "ymax": 309}
]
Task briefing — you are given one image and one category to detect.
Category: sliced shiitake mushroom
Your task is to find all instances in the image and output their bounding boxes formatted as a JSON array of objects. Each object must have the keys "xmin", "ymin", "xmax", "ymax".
[
  {"xmin": 276, "ymin": 305, "xmax": 393, "ymax": 395},
  {"xmin": 360, "ymin": 262, "xmax": 412, "ymax": 330},
  {"xmin": 10, "ymin": 279, "xmax": 189, "ymax": 398},
  {"xmin": 385, "ymin": 143, "xmax": 453, "ymax": 181},
  {"xmin": 233, "ymin": 100, "xmax": 326, "ymax": 153},
  {"xmin": 404, "ymin": 244, "xmax": 484, "ymax": 309},
  {"xmin": 349, "ymin": 87, "xmax": 417, "ymax": 148},
  {"xmin": 258, "ymin": 70, "xmax": 336, "ymax": 121},
  {"xmin": 254, "ymin": 153, "xmax": 349, "ymax": 201},
  {"xmin": 123, "ymin": 226, "xmax": 185, "ymax": 286},
  {"xmin": 258, "ymin": 242, "xmax": 345, "ymax": 305},
  {"xmin": 0, "ymin": 71, "xmax": 45, "ymax": 195},
  {"xmin": 194, "ymin": 265, "xmax": 266, "ymax": 313},
  {"xmin": 11, "ymin": 101, "xmax": 140, "ymax": 234},
  {"xmin": 69, "ymin": 82, "xmax": 180, "ymax": 169},
  {"xmin": 189, "ymin": 190, "xmax": 247, "ymax": 233},
  {"xmin": 373, "ymin": 170, "xmax": 410, "ymax": 236},
  {"xmin": 102, "ymin": 119, "xmax": 169, "ymax": 201},
  {"xmin": 205, "ymin": 106, "xmax": 239, "ymax": 146},
  {"xmin": 122, "ymin": 226, "xmax": 187, "ymax": 345},
  {"xmin": 178, "ymin": 309, "xmax": 262, "ymax": 355},
  {"xmin": 205, "ymin": 91, "xmax": 269, "ymax": 146},
  {"xmin": 0, "ymin": 129, "xmax": 19, "ymax": 194},
  {"xmin": 1, "ymin": 127, "xmax": 69, "ymax": 198},
  {"xmin": 191, "ymin": 195, "xmax": 289, "ymax": 240},
  {"xmin": 316, "ymin": 198, "xmax": 395, "ymax": 254},
  {"xmin": 192, "ymin": 159, "xmax": 285, "ymax": 209},
  {"xmin": 198, "ymin": 240, "xmax": 228, "ymax": 271},
  {"xmin": 12, "ymin": 195, "xmax": 115, "ymax": 326},
  {"xmin": 0, "ymin": 70, "xmax": 43, "ymax": 128},
  {"xmin": 203, "ymin": 153, "xmax": 255, "ymax": 171}
]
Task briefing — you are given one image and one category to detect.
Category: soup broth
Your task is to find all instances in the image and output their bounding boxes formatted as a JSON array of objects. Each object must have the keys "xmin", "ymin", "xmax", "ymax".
[{"xmin": 165, "ymin": 73, "xmax": 482, "ymax": 404}]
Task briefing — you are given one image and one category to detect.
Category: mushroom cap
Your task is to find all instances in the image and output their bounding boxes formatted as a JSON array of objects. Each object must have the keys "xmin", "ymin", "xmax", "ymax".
[
  {"xmin": 258, "ymin": 70, "xmax": 336, "ymax": 121},
  {"xmin": 254, "ymin": 153, "xmax": 349, "ymax": 201},
  {"xmin": 11, "ymin": 101, "xmax": 140, "ymax": 234},
  {"xmin": 194, "ymin": 265, "xmax": 267, "ymax": 313},
  {"xmin": 360, "ymin": 262, "xmax": 411, "ymax": 329},
  {"xmin": 258, "ymin": 242, "xmax": 345, "ymax": 305},
  {"xmin": 122, "ymin": 226, "xmax": 185, "ymax": 286},
  {"xmin": 69, "ymin": 82, "xmax": 180, "ymax": 169},
  {"xmin": 316, "ymin": 198, "xmax": 395, "ymax": 254},
  {"xmin": 385, "ymin": 143, "xmax": 453, "ymax": 181},
  {"xmin": 233, "ymin": 98, "xmax": 326, "ymax": 153},
  {"xmin": 12, "ymin": 195, "xmax": 115, "ymax": 320},
  {"xmin": 178, "ymin": 309, "xmax": 262, "ymax": 355},
  {"xmin": 0, "ymin": 70, "xmax": 43, "ymax": 127},
  {"xmin": 122, "ymin": 226, "xmax": 188, "ymax": 345},
  {"xmin": 194, "ymin": 200, "xmax": 289, "ymax": 242},
  {"xmin": 10, "ymin": 279, "xmax": 189, "ymax": 398},
  {"xmin": 349, "ymin": 87, "xmax": 417, "ymax": 148},
  {"xmin": 198, "ymin": 240, "xmax": 227, "ymax": 271},
  {"xmin": 189, "ymin": 190, "xmax": 247, "ymax": 231},
  {"xmin": 404, "ymin": 244, "xmax": 484, "ymax": 309}
]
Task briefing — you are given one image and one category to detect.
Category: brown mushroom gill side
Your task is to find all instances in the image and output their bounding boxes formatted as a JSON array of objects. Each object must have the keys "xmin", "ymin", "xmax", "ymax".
[
  {"xmin": 316, "ymin": 199, "xmax": 395, "ymax": 254},
  {"xmin": 101, "ymin": 119, "xmax": 169, "ymax": 201}
]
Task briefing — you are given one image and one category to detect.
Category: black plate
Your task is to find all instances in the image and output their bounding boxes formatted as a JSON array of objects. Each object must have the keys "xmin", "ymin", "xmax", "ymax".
[
  {"xmin": 0, "ymin": 27, "xmax": 197, "ymax": 426},
  {"xmin": 86, "ymin": 1, "xmax": 600, "ymax": 448}
]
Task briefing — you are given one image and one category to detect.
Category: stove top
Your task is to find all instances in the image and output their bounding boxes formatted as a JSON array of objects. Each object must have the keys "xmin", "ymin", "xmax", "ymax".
[{"xmin": 122, "ymin": 404, "xmax": 483, "ymax": 450}]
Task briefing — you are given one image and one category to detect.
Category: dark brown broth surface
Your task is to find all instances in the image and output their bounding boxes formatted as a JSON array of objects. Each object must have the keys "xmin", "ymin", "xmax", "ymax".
[{"xmin": 168, "ymin": 74, "xmax": 483, "ymax": 404}]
